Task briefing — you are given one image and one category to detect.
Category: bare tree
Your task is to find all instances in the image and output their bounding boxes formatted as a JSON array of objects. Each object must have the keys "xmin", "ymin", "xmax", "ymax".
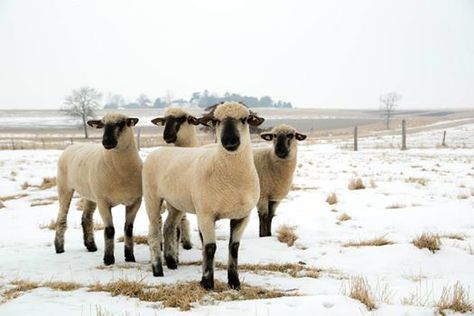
[
  {"xmin": 63, "ymin": 87, "xmax": 102, "ymax": 138},
  {"xmin": 379, "ymin": 91, "xmax": 402, "ymax": 129},
  {"xmin": 136, "ymin": 93, "xmax": 151, "ymax": 108}
]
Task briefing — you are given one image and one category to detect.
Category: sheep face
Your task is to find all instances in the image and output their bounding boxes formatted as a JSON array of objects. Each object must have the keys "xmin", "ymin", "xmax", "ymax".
[
  {"xmin": 198, "ymin": 102, "xmax": 264, "ymax": 153},
  {"xmin": 261, "ymin": 124, "xmax": 307, "ymax": 159},
  {"xmin": 87, "ymin": 113, "xmax": 139, "ymax": 150},
  {"xmin": 151, "ymin": 108, "xmax": 199, "ymax": 144}
]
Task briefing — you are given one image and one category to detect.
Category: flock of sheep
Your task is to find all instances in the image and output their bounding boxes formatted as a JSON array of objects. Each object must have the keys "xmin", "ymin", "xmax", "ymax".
[{"xmin": 53, "ymin": 101, "xmax": 307, "ymax": 290}]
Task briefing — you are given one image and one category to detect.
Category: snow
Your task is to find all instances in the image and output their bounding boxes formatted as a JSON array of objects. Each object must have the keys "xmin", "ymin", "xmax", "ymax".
[{"xmin": 1, "ymin": 123, "xmax": 474, "ymax": 315}]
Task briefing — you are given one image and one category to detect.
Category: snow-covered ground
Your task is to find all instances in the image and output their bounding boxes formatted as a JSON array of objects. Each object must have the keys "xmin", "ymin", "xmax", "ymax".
[{"xmin": 0, "ymin": 124, "xmax": 473, "ymax": 315}]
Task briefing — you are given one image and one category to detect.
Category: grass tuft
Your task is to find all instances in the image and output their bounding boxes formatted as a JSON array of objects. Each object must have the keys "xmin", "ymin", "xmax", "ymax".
[
  {"xmin": 406, "ymin": 177, "xmax": 429, "ymax": 186},
  {"xmin": 276, "ymin": 225, "xmax": 298, "ymax": 247},
  {"xmin": 0, "ymin": 193, "xmax": 28, "ymax": 201},
  {"xmin": 348, "ymin": 178, "xmax": 365, "ymax": 190},
  {"xmin": 412, "ymin": 233, "xmax": 441, "ymax": 253},
  {"xmin": 343, "ymin": 236, "xmax": 393, "ymax": 248},
  {"xmin": 39, "ymin": 219, "xmax": 57, "ymax": 230},
  {"xmin": 337, "ymin": 213, "xmax": 352, "ymax": 221},
  {"xmin": 326, "ymin": 193, "xmax": 338, "ymax": 205},
  {"xmin": 344, "ymin": 277, "xmax": 376, "ymax": 310},
  {"xmin": 117, "ymin": 235, "xmax": 148, "ymax": 245},
  {"xmin": 437, "ymin": 282, "xmax": 473, "ymax": 315}
]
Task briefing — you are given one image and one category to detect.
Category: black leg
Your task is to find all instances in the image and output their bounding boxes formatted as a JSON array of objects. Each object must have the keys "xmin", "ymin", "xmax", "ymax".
[
  {"xmin": 104, "ymin": 226, "xmax": 115, "ymax": 265},
  {"xmin": 200, "ymin": 243, "xmax": 216, "ymax": 290},
  {"xmin": 227, "ymin": 216, "xmax": 249, "ymax": 289}
]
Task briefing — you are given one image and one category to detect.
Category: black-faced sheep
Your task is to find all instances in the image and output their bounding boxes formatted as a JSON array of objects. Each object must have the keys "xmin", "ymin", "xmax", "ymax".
[
  {"xmin": 54, "ymin": 113, "xmax": 142, "ymax": 266},
  {"xmin": 142, "ymin": 102, "xmax": 264, "ymax": 290},
  {"xmin": 150, "ymin": 107, "xmax": 200, "ymax": 250},
  {"xmin": 254, "ymin": 124, "xmax": 307, "ymax": 237}
]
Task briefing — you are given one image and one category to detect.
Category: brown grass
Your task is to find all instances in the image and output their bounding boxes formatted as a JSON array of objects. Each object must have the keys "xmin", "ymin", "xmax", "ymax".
[
  {"xmin": 89, "ymin": 278, "xmax": 290, "ymax": 311},
  {"xmin": 276, "ymin": 225, "xmax": 298, "ymax": 247},
  {"xmin": 0, "ymin": 193, "xmax": 28, "ymax": 201},
  {"xmin": 412, "ymin": 233, "xmax": 441, "ymax": 253},
  {"xmin": 181, "ymin": 261, "xmax": 320, "ymax": 278},
  {"xmin": 337, "ymin": 213, "xmax": 352, "ymax": 221},
  {"xmin": 42, "ymin": 281, "xmax": 82, "ymax": 291},
  {"xmin": 344, "ymin": 277, "xmax": 376, "ymax": 310},
  {"xmin": 30, "ymin": 196, "xmax": 58, "ymax": 207},
  {"xmin": 2, "ymin": 280, "xmax": 40, "ymax": 301},
  {"xmin": 457, "ymin": 193, "xmax": 469, "ymax": 200},
  {"xmin": 117, "ymin": 235, "xmax": 148, "ymax": 245},
  {"xmin": 441, "ymin": 233, "xmax": 467, "ymax": 241},
  {"xmin": 21, "ymin": 177, "xmax": 56, "ymax": 191},
  {"xmin": 326, "ymin": 193, "xmax": 338, "ymax": 205},
  {"xmin": 348, "ymin": 178, "xmax": 365, "ymax": 190},
  {"xmin": 343, "ymin": 236, "xmax": 394, "ymax": 248},
  {"xmin": 39, "ymin": 219, "xmax": 56, "ymax": 230},
  {"xmin": 386, "ymin": 203, "xmax": 405, "ymax": 209},
  {"xmin": 406, "ymin": 177, "xmax": 429, "ymax": 186},
  {"xmin": 437, "ymin": 282, "xmax": 473, "ymax": 315},
  {"xmin": 0, "ymin": 200, "xmax": 5, "ymax": 209}
]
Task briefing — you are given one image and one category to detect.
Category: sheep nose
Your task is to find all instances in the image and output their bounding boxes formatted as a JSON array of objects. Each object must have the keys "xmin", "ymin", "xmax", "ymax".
[{"xmin": 222, "ymin": 137, "xmax": 240, "ymax": 152}]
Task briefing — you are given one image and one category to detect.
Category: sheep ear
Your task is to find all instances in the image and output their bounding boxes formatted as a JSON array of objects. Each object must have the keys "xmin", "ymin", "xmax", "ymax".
[
  {"xmin": 127, "ymin": 118, "xmax": 139, "ymax": 127},
  {"xmin": 295, "ymin": 132, "xmax": 307, "ymax": 141},
  {"xmin": 248, "ymin": 114, "xmax": 264, "ymax": 126},
  {"xmin": 187, "ymin": 116, "xmax": 200, "ymax": 125},
  {"xmin": 197, "ymin": 116, "xmax": 215, "ymax": 127},
  {"xmin": 151, "ymin": 117, "xmax": 166, "ymax": 126},
  {"xmin": 261, "ymin": 133, "xmax": 273, "ymax": 141},
  {"xmin": 87, "ymin": 120, "xmax": 104, "ymax": 128}
]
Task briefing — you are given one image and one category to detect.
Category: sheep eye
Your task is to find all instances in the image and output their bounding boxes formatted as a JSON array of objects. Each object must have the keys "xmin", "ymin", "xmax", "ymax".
[
  {"xmin": 177, "ymin": 117, "xmax": 186, "ymax": 123},
  {"xmin": 118, "ymin": 121, "xmax": 126, "ymax": 128},
  {"xmin": 287, "ymin": 133, "xmax": 294, "ymax": 139},
  {"xmin": 241, "ymin": 118, "xmax": 246, "ymax": 124}
]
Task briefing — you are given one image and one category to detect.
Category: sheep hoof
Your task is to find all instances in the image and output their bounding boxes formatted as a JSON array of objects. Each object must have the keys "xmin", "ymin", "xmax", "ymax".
[
  {"xmin": 165, "ymin": 255, "xmax": 178, "ymax": 269},
  {"xmin": 85, "ymin": 242, "xmax": 98, "ymax": 252},
  {"xmin": 200, "ymin": 277, "xmax": 214, "ymax": 290},
  {"xmin": 54, "ymin": 242, "xmax": 64, "ymax": 253},
  {"xmin": 228, "ymin": 274, "xmax": 241, "ymax": 290},
  {"xmin": 124, "ymin": 249, "xmax": 135, "ymax": 262},
  {"xmin": 152, "ymin": 264, "xmax": 164, "ymax": 277},
  {"xmin": 182, "ymin": 241, "xmax": 193, "ymax": 250},
  {"xmin": 103, "ymin": 254, "xmax": 115, "ymax": 266}
]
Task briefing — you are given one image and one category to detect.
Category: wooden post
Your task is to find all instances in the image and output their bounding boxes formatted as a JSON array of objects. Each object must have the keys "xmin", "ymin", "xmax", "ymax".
[
  {"xmin": 401, "ymin": 120, "xmax": 407, "ymax": 150},
  {"xmin": 442, "ymin": 130, "xmax": 446, "ymax": 147},
  {"xmin": 354, "ymin": 126, "xmax": 358, "ymax": 151},
  {"xmin": 136, "ymin": 127, "xmax": 141, "ymax": 151}
]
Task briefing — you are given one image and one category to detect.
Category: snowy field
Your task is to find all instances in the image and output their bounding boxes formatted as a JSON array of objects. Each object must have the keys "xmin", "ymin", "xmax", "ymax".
[{"xmin": 0, "ymin": 124, "xmax": 473, "ymax": 315}]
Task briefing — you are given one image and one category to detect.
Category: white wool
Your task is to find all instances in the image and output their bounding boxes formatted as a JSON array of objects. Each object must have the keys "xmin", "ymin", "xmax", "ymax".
[
  {"xmin": 213, "ymin": 102, "xmax": 250, "ymax": 121},
  {"xmin": 165, "ymin": 107, "xmax": 192, "ymax": 118}
]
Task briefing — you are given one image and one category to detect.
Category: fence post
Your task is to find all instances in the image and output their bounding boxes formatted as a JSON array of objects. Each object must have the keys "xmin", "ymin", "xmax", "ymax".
[
  {"xmin": 442, "ymin": 130, "xmax": 446, "ymax": 147},
  {"xmin": 354, "ymin": 126, "xmax": 358, "ymax": 151},
  {"xmin": 136, "ymin": 127, "xmax": 141, "ymax": 151},
  {"xmin": 401, "ymin": 120, "xmax": 407, "ymax": 150}
]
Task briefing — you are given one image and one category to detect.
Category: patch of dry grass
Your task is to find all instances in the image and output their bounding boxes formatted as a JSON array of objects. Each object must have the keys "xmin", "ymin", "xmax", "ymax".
[
  {"xmin": 326, "ymin": 193, "xmax": 338, "ymax": 205},
  {"xmin": 412, "ymin": 233, "xmax": 441, "ymax": 253},
  {"xmin": 2, "ymin": 280, "xmax": 40, "ymax": 301},
  {"xmin": 89, "ymin": 278, "xmax": 290, "ymax": 311},
  {"xmin": 344, "ymin": 277, "xmax": 376, "ymax": 310},
  {"xmin": 276, "ymin": 225, "xmax": 298, "ymax": 247},
  {"xmin": 386, "ymin": 203, "xmax": 406, "ymax": 209},
  {"xmin": 30, "ymin": 196, "xmax": 58, "ymax": 207},
  {"xmin": 181, "ymin": 261, "xmax": 320, "ymax": 278},
  {"xmin": 348, "ymin": 178, "xmax": 365, "ymax": 190},
  {"xmin": 42, "ymin": 281, "xmax": 82, "ymax": 291},
  {"xmin": 437, "ymin": 282, "xmax": 473, "ymax": 315},
  {"xmin": 457, "ymin": 193, "xmax": 469, "ymax": 200},
  {"xmin": 117, "ymin": 235, "xmax": 148, "ymax": 245},
  {"xmin": 337, "ymin": 213, "xmax": 352, "ymax": 221},
  {"xmin": 0, "ymin": 193, "xmax": 28, "ymax": 201},
  {"xmin": 0, "ymin": 200, "xmax": 5, "ymax": 209},
  {"xmin": 21, "ymin": 177, "xmax": 57, "ymax": 191},
  {"xmin": 440, "ymin": 233, "xmax": 467, "ymax": 241},
  {"xmin": 39, "ymin": 219, "xmax": 56, "ymax": 230},
  {"xmin": 406, "ymin": 177, "xmax": 429, "ymax": 186},
  {"xmin": 343, "ymin": 236, "xmax": 394, "ymax": 248}
]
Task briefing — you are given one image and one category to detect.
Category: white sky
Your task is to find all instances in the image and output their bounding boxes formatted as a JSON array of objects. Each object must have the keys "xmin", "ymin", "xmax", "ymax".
[{"xmin": 0, "ymin": 0, "xmax": 473, "ymax": 109}]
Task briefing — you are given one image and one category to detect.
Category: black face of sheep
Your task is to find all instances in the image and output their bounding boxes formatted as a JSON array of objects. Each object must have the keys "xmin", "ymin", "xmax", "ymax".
[
  {"xmin": 221, "ymin": 118, "xmax": 241, "ymax": 152},
  {"xmin": 87, "ymin": 117, "xmax": 139, "ymax": 150},
  {"xmin": 261, "ymin": 131, "xmax": 307, "ymax": 159},
  {"xmin": 151, "ymin": 115, "xmax": 199, "ymax": 144}
]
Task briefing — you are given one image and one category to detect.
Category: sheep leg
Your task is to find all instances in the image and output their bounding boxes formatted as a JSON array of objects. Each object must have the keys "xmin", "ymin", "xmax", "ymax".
[
  {"xmin": 124, "ymin": 198, "xmax": 141, "ymax": 262},
  {"xmin": 97, "ymin": 201, "xmax": 115, "ymax": 265},
  {"xmin": 81, "ymin": 199, "xmax": 97, "ymax": 252},
  {"xmin": 163, "ymin": 205, "xmax": 185, "ymax": 269},
  {"xmin": 54, "ymin": 187, "xmax": 74, "ymax": 253},
  {"xmin": 145, "ymin": 194, "xmax": 164, "ymax": 277},
  {"xmin": 257, "ymin": 198, "xmax": 270, "ymax": 237},
  {"xmin": 179, "ymin": 214, "xmax": 193, "ymax": 250},
  {"xmin": 228, "ymin": 216, "xmax": 249, "ymax": 290},
  {"xmin": 198, "ymin": 216, "xmax": 216, "ymax": 290},
  {"xmin": 266, "ymin": 201, "xmax": 280, "ymax": 237}
]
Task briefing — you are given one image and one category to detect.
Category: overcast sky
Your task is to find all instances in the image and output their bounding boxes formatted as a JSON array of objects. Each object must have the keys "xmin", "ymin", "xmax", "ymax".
[{"xmin": 0, "ymin": 0, "xmax": 473, "ymax": 109}]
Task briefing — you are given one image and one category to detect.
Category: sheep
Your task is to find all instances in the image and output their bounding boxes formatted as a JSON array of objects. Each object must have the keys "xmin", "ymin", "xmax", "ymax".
[
  {"xmin": 142, "ymin": 101, "xmax": 264, "ymax": 289},
  {"xmin": 54, "ymin": 113, "xmax": 142, "ymax": 266},
  {"xmin": 150, "ymin": 107, "xmax": 200, "ymax": 250},
  {"xmin": 254, "ymin": 124, "xmax": 307, "ymax": 237}
]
